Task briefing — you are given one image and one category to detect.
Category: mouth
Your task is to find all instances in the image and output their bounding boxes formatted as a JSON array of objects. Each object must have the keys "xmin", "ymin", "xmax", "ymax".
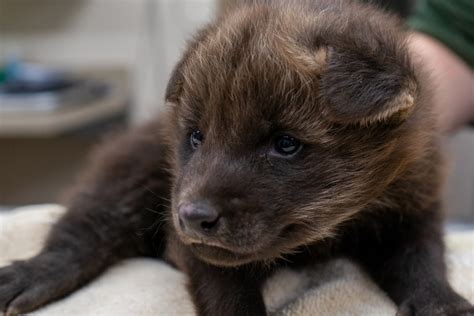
[
  {"xmin": 172, "ymin": 209, "xmax": 301, "ymax": 266},
  {"xmin": 173, "ymin": 222, "xmax": 258, "ymax": 266},
  {"xmin": 189, "ymin": 243, "xmax": 256, "ymax": 267}
]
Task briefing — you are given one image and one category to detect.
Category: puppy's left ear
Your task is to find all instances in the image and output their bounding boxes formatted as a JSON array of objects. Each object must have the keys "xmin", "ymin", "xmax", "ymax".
[{"xmin": 319, "ymin": 46, "xmax": 417, "ymax": 125}]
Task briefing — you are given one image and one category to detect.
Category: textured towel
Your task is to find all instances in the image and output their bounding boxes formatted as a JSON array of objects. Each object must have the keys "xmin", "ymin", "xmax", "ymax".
[{"xmin": 1, "ymin": 205, "xmax": 473, "ymax": 316}]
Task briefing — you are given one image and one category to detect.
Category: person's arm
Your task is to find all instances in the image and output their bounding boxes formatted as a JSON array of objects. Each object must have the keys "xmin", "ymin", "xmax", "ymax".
[
  {"xmin": 407, "ymin": 0, "xmax": 474, "ymax": 133},
  {"xmin": 408, "ymin": 32, "xmax": 473, "ymax": 133}
]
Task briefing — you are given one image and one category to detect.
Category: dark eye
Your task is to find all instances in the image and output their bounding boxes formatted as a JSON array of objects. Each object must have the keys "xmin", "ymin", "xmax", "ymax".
[
  {"xmin": 190, "ymin": 130, "xmax": 204, "ymax": 149},
  {"xmin": 273, "ymin": 135, "xmax": 302, "ymax": 157}
]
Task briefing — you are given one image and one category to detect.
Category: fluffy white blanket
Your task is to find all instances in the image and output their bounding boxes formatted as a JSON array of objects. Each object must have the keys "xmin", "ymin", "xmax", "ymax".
[{"xmin": 1, "ymin": 205, "xmax": 473, "ymax": 315}]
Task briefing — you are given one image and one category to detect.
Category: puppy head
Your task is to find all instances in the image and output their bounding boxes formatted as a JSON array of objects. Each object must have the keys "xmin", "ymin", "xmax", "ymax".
[{"xmin": 164, "ymin": 0, "xmax": 428, "ymax": 267}]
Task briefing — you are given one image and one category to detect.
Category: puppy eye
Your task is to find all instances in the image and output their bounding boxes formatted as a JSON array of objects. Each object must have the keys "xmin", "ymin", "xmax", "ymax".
[
  {"xmin": 272, "ymin": 135, "xmax": 302, "ymax": 157},
  {"xmin": 190, "ymin": 130, "xmax": 204, "ymax": 149}
]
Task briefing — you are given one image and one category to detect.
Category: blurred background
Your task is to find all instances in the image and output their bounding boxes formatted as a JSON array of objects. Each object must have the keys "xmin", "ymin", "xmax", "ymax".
[{"xmin": 0, "ymin": 0, "xmax": 472, "ymax": 224}]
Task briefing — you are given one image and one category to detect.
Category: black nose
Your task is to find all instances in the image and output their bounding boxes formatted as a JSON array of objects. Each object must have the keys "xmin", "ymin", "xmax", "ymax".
[{"xmin": 178, "ymin": 202, "xmax": 220, "ymax": 235}]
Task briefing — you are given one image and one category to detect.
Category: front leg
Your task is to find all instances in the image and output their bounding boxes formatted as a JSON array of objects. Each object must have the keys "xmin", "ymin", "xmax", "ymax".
[
  {"xmin": 347, "ymin": 204, "xmax": 473, "ymax": 316},
  {"xmin": 179, "ymin": 249, "xmax": 269, "ymax": 316},
  {"xmin": 0, "ymin": 120, "xmax": 172, "ymax": 316}
]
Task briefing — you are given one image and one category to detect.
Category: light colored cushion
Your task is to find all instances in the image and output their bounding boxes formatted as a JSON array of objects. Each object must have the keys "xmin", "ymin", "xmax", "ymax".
[{"xmin": 1, "ymin": 205, "xmax": 473, "ymax": 315}]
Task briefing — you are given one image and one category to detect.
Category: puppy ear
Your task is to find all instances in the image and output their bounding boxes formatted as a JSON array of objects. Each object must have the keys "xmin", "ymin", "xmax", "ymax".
[
  {"xmin": 319, "ymin": 46, "xmax": 417, "ymax": 125},
  {"xmin": 165, "ymin": 59, "xmax": 186, "ymax": 103},
  {"xmin": 165, "ymin": 28, "xmax": 213, "ymax": 103}
]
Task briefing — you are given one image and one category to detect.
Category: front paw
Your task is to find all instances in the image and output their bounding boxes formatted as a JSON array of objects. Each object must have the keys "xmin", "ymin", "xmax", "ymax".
[
  {"xmin": 0, "ymin": 255, "xmax": 71, "ymax": 316},
  {"xmin": 0, "ymin": 262, "xmax": 32, "ymax": 316},
  {"xmin": 397, "ymin": 295, "xmax": 474, "ymax": 316}
]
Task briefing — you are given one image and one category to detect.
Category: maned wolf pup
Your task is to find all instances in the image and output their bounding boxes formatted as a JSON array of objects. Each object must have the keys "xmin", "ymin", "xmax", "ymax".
[{"xmin": 0, "ymin": 1, "xmax": 472, "ymax": 315}]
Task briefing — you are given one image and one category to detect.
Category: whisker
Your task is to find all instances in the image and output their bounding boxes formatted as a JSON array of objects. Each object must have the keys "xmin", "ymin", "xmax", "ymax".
[
  {"xmin": 145, "ymin": 207, "xmax": 161, "ymax": 215},
  {"xmin": 142, "ymin": 184, "xmax": 161, "ymax": 199}
]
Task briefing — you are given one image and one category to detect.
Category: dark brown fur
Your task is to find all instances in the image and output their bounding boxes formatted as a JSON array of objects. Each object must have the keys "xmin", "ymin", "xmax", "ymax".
[{"xmin": 1, "ymin": 1, "xmax": 472, "ymax": 315}]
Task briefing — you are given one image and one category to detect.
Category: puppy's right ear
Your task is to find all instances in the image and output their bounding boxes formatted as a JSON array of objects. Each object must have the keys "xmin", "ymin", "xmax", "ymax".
[
  {"xmin": 165, "ymin": 29, "xmax": 212, "ymax": 103},
  {"xmin": 165, "ymin": 58, "xmax": 186, "ymax": 103}
]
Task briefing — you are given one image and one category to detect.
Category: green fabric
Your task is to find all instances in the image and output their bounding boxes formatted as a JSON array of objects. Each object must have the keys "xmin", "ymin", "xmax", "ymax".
[{"xmin": 408, "ymin": 0, "xmax": 474, "ymax": 68}]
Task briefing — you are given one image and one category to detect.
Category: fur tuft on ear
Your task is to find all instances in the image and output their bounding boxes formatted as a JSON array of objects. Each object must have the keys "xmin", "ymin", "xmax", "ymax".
[
  {"xmin": 319, "ymin": 46, "xmax": 417, "ymax": 126},
  {"xmin": 217, "ymin": 0, "xmax": 272, "ymax": 18}
]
